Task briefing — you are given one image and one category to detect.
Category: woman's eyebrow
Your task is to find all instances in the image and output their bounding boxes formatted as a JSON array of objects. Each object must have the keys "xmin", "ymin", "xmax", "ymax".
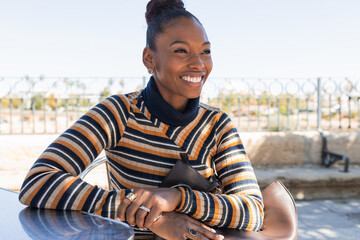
[{"xmin": 169, "ymin": 40, "xmax": 211, "ymax": 47}]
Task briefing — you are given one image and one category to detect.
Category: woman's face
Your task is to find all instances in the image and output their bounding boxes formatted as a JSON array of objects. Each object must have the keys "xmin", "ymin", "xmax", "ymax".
[{"xmin": 146, "ymin": 17, "xmax": 213, "ymax": 111}]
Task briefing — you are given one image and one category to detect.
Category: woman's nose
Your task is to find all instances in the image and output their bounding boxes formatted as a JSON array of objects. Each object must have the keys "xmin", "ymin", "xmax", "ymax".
[{"xmin": 188, "ymin": 54, "xmax": 205, "ymax": 69}]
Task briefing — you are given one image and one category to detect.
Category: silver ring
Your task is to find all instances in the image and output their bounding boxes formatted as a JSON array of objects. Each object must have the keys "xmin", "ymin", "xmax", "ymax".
[
  {"xmin": 139, "ymin": 205, "xmax": 151, "ymax": 213},
  {"xmin": 188, "ymin": 228, "xmax": 198, "ymax": 237},
  {"xmin": 125, "ymin": 192, "xmax": 136, "ymax": 202},
  {"xmin": 153, "ymin": 213, "xmax": 162, "ymax": 222}
]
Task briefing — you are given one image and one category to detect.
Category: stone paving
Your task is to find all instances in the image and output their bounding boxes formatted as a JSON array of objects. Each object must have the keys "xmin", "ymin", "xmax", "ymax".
[{"xmin": 297, "ymin": 198, "xmax": 360, "ymax": 240}]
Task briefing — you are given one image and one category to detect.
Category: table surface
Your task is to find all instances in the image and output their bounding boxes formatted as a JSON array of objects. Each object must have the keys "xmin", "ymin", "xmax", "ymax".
[{"xmin": 0, "ymin": 187, "xmax": 134, "ymax": 240}]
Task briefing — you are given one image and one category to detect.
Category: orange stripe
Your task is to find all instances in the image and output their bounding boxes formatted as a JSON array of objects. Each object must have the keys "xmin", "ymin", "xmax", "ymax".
[
  {"xmin": 71, "ymin": 125, "xmax": 101, "ymax": 155},
  {"xmin": 87, "ymin": 112, "xmax": 110, "ymax": 142},
  {"xmin": 192, "ymin": 124, "xmax": 212, "ymax": 160},
  {"xmin": 216, "ymin": 124, "xmax": 233, "ymax": 146},
  {"xmin": 127, "ymin": 121, "xmax": 164, "ymax": 137},
  {"xmin": 23, "ymin": 172, "xmax": 57, "ymax": 205},
  {"xmin": 26, "ymin": 168, "xmax": 60, "ymax": 179},
  {"xmin": 112, "ymin": 173, "xmax": 140, "ymax": 189},
  {"xmin": 39, "ymin": 154, "xmax": 72, "ymax": 173},
  {"xmin": 223, "ymin": 175, "xmax": 256, "ymax": 186},
  {"xmin": 216, "ymin": 156, "xmax": 249, "ymax": 172},
  {"xmin": 124, "ymin": 142, "xmax": 179, "ymax": 159},
  {"xmin": 192, "ymin": 191, "xmax": 202, "ymax": 218},
  {"xmin": 78, "ymin": 185, "xmax": 96, "ymax": 210},
  {"xmin": 55, "ymin": 140, "xmax": 88, "ymax": 169},
  {"xmin": 175, "ymin": 187, "xmax": 186, "ymax": 211},
  {"xmin": 243, "ymin": 198, "xmax": 254, "ymax": 230},
  {"xmin": 50, "ymin": 176, "xmax": 79, "ymax": 209},
  {"xmin": 217, "ymin": 139, "xmax": 242, "ymax": 153},
  {"xmin": 110, "ymin": 154, "xmax": 168, "ymax": 176},
  {"xmin": 209, "ymin": 194, "xmax": 219, "ymax": 225},
  {"xmin": 94, "ymin": 192, "xmax": 109, "ymax": 215},
  {"xmin": 101, "ymin": 100, "xmax": 124, "ymax": 136},
  {"xmin": 178, "ymin": 110, "xmax": 205, "ymax": 147},
  {"xmin": 226, "ymin": 196, "xmax": 238, "ymax": 228}
]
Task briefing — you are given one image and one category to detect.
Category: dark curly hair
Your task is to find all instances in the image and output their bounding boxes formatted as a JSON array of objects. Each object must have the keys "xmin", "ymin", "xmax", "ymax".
[{"xmin": 145, "ymin": 0, "xmax": 202, "ymax": 50}]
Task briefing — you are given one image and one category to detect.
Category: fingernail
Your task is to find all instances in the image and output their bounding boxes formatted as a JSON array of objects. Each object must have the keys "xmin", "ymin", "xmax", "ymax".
[
  {"xmin": 140, "ymin": 228, "xmax": 148, "ymax": 231},
  {"xmin": 211, "ymin": 228, "xmax": 216, "ymax": 233},
  {"xmin": 218, "ymin": 234, "xmax": 224, "ymax": 240}
]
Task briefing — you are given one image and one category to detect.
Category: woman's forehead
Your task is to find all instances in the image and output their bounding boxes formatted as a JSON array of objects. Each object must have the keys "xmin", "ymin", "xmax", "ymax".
[{"xmin": 157, "ymin": 17, "xmax": 209, "ymax": 45}]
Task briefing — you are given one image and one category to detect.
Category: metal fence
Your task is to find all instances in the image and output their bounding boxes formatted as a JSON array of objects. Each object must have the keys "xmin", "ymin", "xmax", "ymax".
[{"xmin": 0, "ymin": 76, "xmax": 359, "ymax": 134}]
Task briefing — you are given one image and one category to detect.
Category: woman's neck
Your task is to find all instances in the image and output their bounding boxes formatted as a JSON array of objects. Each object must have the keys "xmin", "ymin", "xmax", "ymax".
[{"xmin": 142, "ymin": 76, "xmax": 199, "ymax": 126}]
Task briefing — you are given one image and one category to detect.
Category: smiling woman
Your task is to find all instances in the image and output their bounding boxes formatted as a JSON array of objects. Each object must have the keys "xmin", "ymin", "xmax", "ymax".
[{"xmin": 18, "ymin": 0, "xmax": 264, "ymax": 239}]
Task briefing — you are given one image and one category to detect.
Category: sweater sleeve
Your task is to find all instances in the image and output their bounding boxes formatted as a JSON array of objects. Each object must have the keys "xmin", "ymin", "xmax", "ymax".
[
  {"xmin": 175, "ymin": 112, "xmax": 264, "ymax": 231},
  {"xmin": 18, "ymin": 95, "xmax": 131, "ymax": 219}
]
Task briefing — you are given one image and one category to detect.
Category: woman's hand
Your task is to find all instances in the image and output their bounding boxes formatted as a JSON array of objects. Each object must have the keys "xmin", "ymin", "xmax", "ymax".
[
  {"xmin": 117, "ymin": 188, "xmax": 182, "ymax": 229},
  {"xmin": 150, "ymin": 211, "xmax": 224, "ymax": 240}
]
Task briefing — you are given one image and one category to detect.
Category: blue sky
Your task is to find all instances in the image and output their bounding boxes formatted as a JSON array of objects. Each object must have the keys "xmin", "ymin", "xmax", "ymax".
[{"xmin": 1, "ymin": 0, "xmax": 359, "ymax": 78}]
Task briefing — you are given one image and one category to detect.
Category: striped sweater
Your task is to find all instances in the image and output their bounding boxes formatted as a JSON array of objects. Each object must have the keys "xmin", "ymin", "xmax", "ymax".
[{"xmin": 19, "ymin": 77, "xmax": 264, "ymax": 231}]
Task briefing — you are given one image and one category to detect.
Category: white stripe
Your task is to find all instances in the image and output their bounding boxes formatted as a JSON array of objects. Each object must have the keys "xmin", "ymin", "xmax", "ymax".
[
  {"xmin": 185, "ymin": 112, "xmax": 214, "ymax": 153},
  {"xmin": 107, "ymin": 193, "xmax": 114, "ymax": 218},
  {"xmin": 218, "ymin": 195, "xmax": 228, "ymax": 228},
  {"xmin": 109, "ymin": 96, "xmax": 128, "ymax": 125},
  {"xmin": 140, "ymin": 100, "xmax": 145, "ymax": 112},
  {"xmin": 126, "ymin": 132, "xmax": 178, "ymax": 148},
  {"xmin": 88, "ymin": 188, "xmax": 102, "ymax": 212},
  {"xmin": 218, "ymin": 166, "xmax": 253, "ymax": 179},
  {"xmin": 95, "ymin": 106, "xmax": 117, "ymax": 145},
  {"xmin": 47, "ymin": 147, "xmax": 81, "ymax": 173},
  {"xmin": 33, "ymin": 162, "xmax": 61, "ymax": 170},
  {"xmin": 37, "ymin": 174, "xmax": 68, "ymax": 208},
  {"xmin": 63, "ymin": 132, "xmax": 95, "ymax": 160},
  {"xmin": 112, "ymin": 150, "xmax": 174, "ymax": 167},
  {"xmin": 21, "ymin": 171, "xmax": 51, "ymax": 193},
  {"xmin": 217, "ymin": 116, "xmax": 229, "ymax": 133},
  {"xmin": 78, "ymin": 118, "xmax": 106, "ymax": 148},
  {"xmin": 109, "ymin": 161, "xmax": 161, "ymax": 184},
  {"xmin": 214, "ymin": 148, "xmax": 246, "ymax": 163},
  {"xmin": 225, "ymin": 183, "xmax": 258, "ymax": 194},
  {"xmin": 64, "ymin": 181, "xmax": 85, "ymax": 209},
  {"xmin": 203, "ymin": 192, "xmax": 211, "ymax": 220},
  {"xmin": 219, "ymin": 131, "xmax": 238, "ymax": 147},
  {"xmin": 170, "ymin": 126, "xmax": 182, "ymax": 139},
  {"xmin": 234, "ymin": 196, "xmax": 246, "ymax": 229}
]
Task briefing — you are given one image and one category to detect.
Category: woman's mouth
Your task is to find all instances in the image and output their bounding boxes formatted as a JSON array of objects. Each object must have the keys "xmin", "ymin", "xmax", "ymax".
[{"xmin": 180, "ymin": 75, "xmax": 204, "ymax": 83}]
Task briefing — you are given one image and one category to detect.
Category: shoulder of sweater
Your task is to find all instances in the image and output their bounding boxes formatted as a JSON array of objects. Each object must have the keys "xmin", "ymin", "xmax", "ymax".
[
  {"xmin": 103, "ymin": 91, "xmax": 142, "ymax": 107},
  {"xmin": 199, "ymin": 102, "xmax": 221, "ymax": 113}
]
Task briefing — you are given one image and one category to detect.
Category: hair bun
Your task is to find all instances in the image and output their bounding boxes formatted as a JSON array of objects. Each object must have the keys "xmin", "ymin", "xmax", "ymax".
[{"xmin": 145, "ymin": 0, "xmax": 185, "ymax": 25}]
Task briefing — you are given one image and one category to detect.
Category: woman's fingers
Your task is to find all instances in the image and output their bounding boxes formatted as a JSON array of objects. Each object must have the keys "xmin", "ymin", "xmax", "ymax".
[
  {"xmin": 135, "ymin": 205, "xmax": 152, "ymax": 229},
  {"xmin": 117, "ymin": 192, "xmax": 135, "ymax": 222},
  {"xmin": 143, "ymin": 206, "xmax": 162, "ymax": 229},
  {"xmin": 188, "ymin": 224, "xmax": 223, "ymax": 240}
]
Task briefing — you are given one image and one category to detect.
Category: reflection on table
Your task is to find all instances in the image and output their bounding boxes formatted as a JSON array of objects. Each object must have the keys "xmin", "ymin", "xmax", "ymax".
[
  {"xmin": 19, "ymin": 208, "xmax": 134, "ymax": 240},
  {"xmin": 0, "ymin": 187, "xmax": 134, "ymax": 240}
]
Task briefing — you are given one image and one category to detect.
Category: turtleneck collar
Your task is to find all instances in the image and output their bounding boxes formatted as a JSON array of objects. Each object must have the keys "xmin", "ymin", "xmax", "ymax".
[{"xmin": 142, "ymin": 76, "xmax": 199, "ymax": 126}]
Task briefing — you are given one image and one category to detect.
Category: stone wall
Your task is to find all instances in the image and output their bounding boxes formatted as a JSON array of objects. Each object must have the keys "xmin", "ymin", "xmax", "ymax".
[{"xmin": 240, "ymin": 130, "xmax": 360, "ymax": 166}]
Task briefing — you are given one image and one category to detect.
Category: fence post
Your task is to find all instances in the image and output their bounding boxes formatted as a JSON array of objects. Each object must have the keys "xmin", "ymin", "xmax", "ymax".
[{"xmin": 317, "ymin": 77, "xmax": 322, "ymax": 131}]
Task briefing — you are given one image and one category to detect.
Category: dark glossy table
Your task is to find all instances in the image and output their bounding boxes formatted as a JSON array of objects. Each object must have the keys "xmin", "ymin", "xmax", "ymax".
[{"xmin": 0, "ymin": 187, "xmax": 134, "ymax": 240}]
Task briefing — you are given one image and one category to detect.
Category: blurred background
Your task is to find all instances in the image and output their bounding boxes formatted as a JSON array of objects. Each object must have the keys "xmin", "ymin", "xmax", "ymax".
[{"xmin": 1, "ymin": 1, "xmax": 360, "ymax": 239}]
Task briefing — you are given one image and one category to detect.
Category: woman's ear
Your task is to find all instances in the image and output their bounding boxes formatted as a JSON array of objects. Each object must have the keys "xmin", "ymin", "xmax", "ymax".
[{"xmin": 142, "ymin": 47, "xmax": 154, "ymax": 70}]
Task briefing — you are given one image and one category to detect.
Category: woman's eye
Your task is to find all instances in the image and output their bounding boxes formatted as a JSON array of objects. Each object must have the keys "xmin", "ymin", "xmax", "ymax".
[
  {"xmin": 174, "ymin": 49, "xmax": 188, "ymax": 54},
  {"xmin": 202, "ymin": 49, "xmax": 211, "ymax": 55}
]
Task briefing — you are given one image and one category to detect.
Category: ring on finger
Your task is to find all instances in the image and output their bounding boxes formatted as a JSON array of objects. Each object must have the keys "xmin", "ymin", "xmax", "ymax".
[
  {"xmin": 187, "ymin": 228, "xmax": 198, "ymax": 239},
  {"xmin": 139, "ymin": 205, "xmax": 151, "ymax": 213},
  {"xmin": 125, "ymin": 192, "xmax": 136, "ymax": 202},
  {"xmin": 153, "ymin": 213, "xmax": 162, "ymax": 222}
]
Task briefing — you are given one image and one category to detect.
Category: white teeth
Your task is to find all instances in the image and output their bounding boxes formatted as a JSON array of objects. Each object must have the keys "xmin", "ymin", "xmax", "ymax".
[{"xmin": 182, "ymin": 76, "xmax": 202, "ymax": 83}]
